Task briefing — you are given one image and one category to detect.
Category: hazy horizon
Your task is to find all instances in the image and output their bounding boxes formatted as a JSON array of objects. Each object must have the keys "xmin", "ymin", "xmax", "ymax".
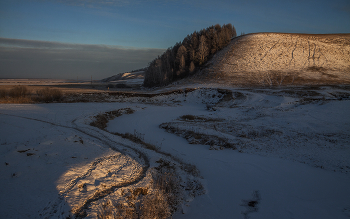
[{"xmin": 0, "ymin": 37, "xmax": 164, "ymax": 80}]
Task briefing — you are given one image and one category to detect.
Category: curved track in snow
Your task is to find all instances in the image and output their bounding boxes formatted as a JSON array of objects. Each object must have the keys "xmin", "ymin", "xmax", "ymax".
[{"xmin": 0, "ymin": 112, "xmax": 150, "ymax": 218}]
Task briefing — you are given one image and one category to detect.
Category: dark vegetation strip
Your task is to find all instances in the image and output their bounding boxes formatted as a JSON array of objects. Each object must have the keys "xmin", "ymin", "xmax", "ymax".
[
  {"xmin": 0, "ymin": 85, "xmax": 63, "ymax": 103},
  {"xmin": 160, "ymin": 122, "xmax": 237, "ymax": 150}
]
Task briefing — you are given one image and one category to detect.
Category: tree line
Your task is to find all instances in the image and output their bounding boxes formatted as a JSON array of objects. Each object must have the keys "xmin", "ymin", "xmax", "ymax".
[{"xmin": 144, "ymin": 23, "xmax": 237, "ymax": 87}]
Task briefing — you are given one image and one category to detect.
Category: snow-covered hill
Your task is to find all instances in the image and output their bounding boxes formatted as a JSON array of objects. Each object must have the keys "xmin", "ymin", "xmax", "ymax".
[
  {"xmin": 192, "ymin": 33, "xmax": 350, "ymax": 86},
  {"xmin": 101, "ymin": 71, "xmax": 145, "ymax": 88}
]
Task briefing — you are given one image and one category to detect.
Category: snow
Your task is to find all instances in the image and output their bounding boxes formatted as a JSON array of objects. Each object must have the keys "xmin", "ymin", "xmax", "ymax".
[
  {"xmin": 224, "ymin": 33, "xmax": 350, "ymax": 73},
  {"xmin": 203, "ymin": 33, "xmax": 350, "ymax": 86},
  {"xmin": 101, "ymin": 71, "xmax": 145, "ymax": 86},
  {"xmin": 1, "ymin": 87, "xmax": 350, "ymax": 218}
]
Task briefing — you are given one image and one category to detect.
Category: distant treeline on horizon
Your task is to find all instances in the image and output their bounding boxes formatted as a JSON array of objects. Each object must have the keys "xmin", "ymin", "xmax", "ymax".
[{"xmin": 144, "ymin": 23, "xmax": 236, "ymax": 87}]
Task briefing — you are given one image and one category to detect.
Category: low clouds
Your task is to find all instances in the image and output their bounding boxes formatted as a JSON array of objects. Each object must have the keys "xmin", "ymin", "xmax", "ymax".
[
  {"xmin": 48, "ymin": 0, "xmax": 130, "ymax": 6},
  {"xmin": 48, "ymin": 0, "xmax": 149, "ymax": 8},
  {"xmin": 49, "ymin": 0, "xmax": 206, "ymax": 8},
  {"xmin": 0, "ymin": 38, "xmax": 164, "ymax": 80}
]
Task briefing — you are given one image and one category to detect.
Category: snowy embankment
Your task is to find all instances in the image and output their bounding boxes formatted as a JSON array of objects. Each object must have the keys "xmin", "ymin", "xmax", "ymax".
[{"xmin": 1, "ymin": 86, "xmax": 350, "ymax": 218}]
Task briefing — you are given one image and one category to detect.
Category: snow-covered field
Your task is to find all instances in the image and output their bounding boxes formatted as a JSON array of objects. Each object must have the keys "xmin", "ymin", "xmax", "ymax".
[{"xmin": 1, "ymin": 86, "xmax": 350, "ymax": 218}]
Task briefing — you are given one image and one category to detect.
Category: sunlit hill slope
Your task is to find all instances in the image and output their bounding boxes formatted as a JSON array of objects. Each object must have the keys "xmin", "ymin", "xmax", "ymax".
[{"xmin": 192, "ymin": 33, "xmax": 350, "ymax": 86}]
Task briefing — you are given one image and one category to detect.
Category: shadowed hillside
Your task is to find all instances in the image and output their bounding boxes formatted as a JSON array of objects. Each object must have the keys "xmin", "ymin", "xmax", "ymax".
[{"xmin": 191, "ymin": 33, "xmax": 350, "ymax": 86}]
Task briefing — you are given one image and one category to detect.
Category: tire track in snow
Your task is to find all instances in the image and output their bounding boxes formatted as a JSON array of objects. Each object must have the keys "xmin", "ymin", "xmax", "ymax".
[{"xmin": 0, "ymin": 112, "xmax": 150, "ymax": 218}]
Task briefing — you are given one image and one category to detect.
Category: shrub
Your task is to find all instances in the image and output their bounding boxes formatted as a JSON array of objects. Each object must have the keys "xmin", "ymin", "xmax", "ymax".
[
  {"xmin": 36, "ymin": 87, "xmax": 63, "ymax": 102},
  {"xmin": 0, "ymin": 89, "xmax": 7, "ymax": 99},
  {"xmin": 140, "ymin": 190, "xmax": 170, "ymax": 219},
  {"xmin": 179, "ymin": 114, "xmax": 223, "ymax": 122},
  {"xmin": 8, "ymin": 86, "xmax": 28, "ymax": 98},
  {"xmin": 97, "ymin": 189, "xmax": 170, "ymax": 219}
]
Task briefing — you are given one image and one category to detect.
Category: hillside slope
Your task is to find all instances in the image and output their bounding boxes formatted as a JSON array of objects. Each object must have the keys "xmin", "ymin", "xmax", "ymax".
[
  {"xmin": 192, "ymin": 33, "xmax": 350, "ymax": 86},
  {"xmin": 101, "ymin": 71, "xmax": 144, "ymax": 82}
]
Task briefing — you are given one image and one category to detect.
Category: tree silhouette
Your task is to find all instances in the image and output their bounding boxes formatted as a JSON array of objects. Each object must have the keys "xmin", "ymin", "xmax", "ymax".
[
  {"xmin": 197, "ymin": 35, "xmax": 209, "ymax": 65},
  {"xmin": 144, "ymin": 23, "xmax": 237, "ymax": 87}
]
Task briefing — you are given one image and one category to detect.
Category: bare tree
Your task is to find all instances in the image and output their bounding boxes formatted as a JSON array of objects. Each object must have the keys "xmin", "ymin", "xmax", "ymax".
[
  {"xmin": 144, "ymin": 23, "xmax": 236, "ymax": 87},
  {"xmin": 189, "ymin": 61, "xmax": 195, "ymax": 74},
  {"xmin": 197, "ymin": 35, "xmax": 209, "ymax": 65}
]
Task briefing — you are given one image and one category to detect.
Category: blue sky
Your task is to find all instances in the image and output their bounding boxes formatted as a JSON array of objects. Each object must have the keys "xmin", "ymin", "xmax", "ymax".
[{"xmin": 0, "ymin": 0, "xmax": 349, "ymax": 79}]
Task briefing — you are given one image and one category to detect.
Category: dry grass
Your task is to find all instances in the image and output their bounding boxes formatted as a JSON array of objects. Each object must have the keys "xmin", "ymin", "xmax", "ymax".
[
  {"xmin": 96, "ymin": 157, "xmax": 203, "ymax": 219},
  {"xmin": 35, "ymin": 87, "xmax": 63, "ymax": 102},
  {"xmin": 179, "ymin": 114, "xmax": 224, "ymax": 122},
  {"xmin": 139, "ymin": 190, "xmax": 171, "ymax": 219},
  {"xmin": 0, "ymin": 86, "xmax": 33, "ymax": 103},
  {"xmin": 0, "ymin": 85, "xmax": 66, "ymax": 103},
  {"xmin": 0, "ymin": 96, "xmax": 33, "ymax": 104},
  {"xmin": 153, "ymin": 159, "xmax": 181, "ymax": 212},
  {"xmin": 0, "ymin": 89, "xmax": 7, "ymax": 99},
  {"xmin": 97, "ymin": 188, "xmax": 170, "ymax": 219},
  {"xmin": 114, "ymin": 132, "xmax": 160, "ymax": 152},
  {"xmin": 97, "ymin": 165, "xmax": 179, "ymax": 219},
  {"xmin": 8, "ymin": 85, "xmax": 29, "ymax": 98},
  {"xmin": 160, "ymin": 123, "xmax": 236, "ymax": 149}
]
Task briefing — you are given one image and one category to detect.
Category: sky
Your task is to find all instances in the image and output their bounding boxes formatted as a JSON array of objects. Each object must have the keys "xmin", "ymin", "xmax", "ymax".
[{"xmin": 0, "ymin": 0, "xmax": 349, "ymax": 80}]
